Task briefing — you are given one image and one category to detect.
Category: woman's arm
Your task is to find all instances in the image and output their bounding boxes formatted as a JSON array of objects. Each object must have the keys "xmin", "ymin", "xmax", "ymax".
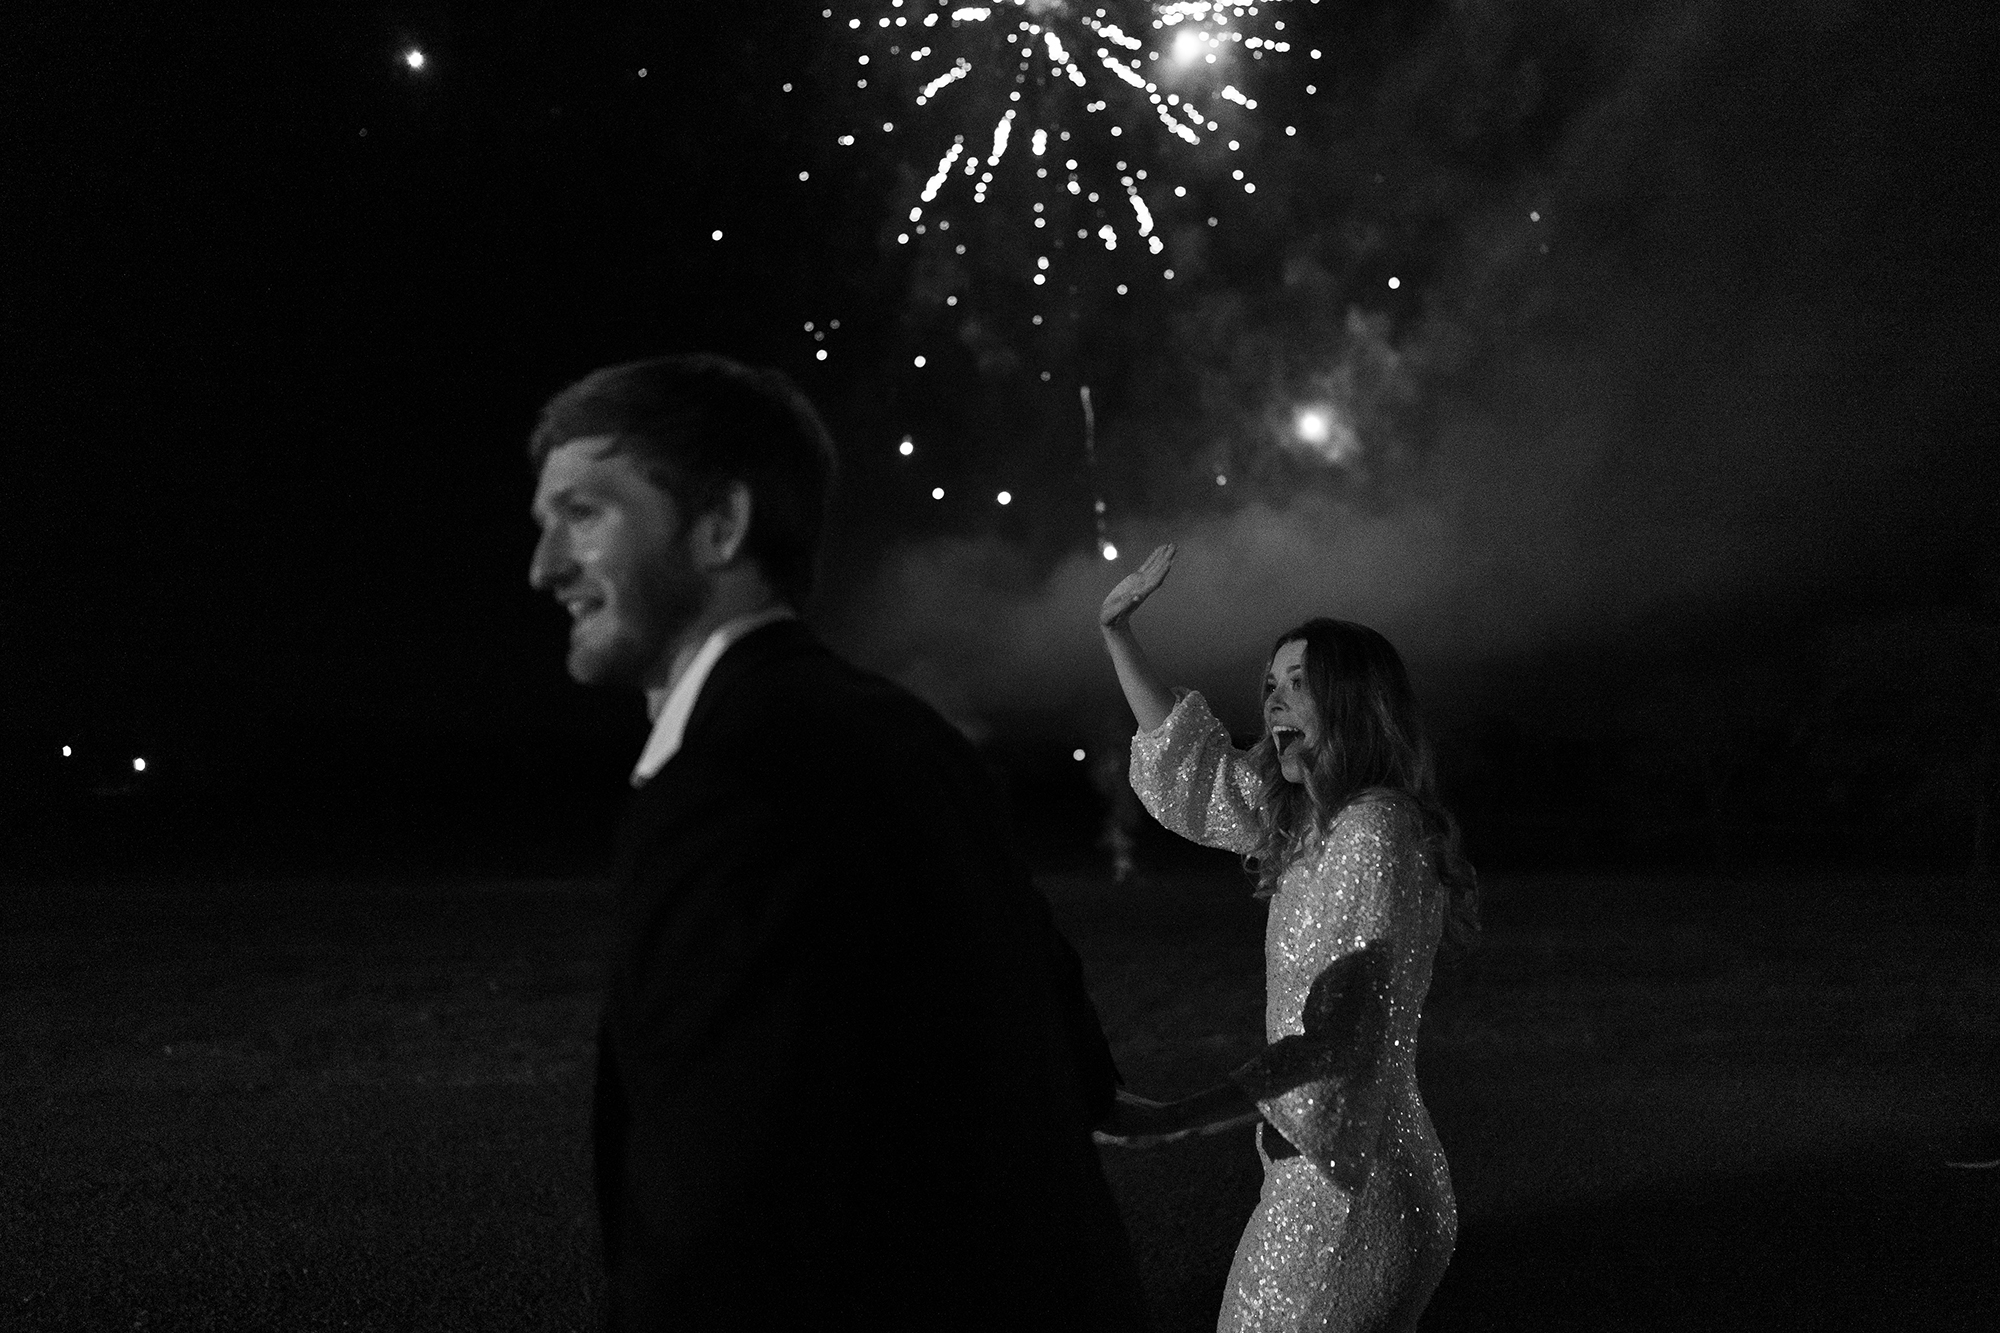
[
  {"xmin": 1100, "ymin": 544, "xmax": 1178, "ymax": 734},
  {"xmin": 1093, "ymin": 1083, "xmax": 1262, "ymax": 1149}
]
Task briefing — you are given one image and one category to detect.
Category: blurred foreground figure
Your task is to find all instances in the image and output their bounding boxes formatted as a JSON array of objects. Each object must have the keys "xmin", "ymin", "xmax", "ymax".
[
  {"xmin": 527, "ymin": 355, "xmax": 1146, "ymax": 1330},
  {"xmin": 1095, "ymin": 544, "xmax": 1479, "ymax": 1333}
]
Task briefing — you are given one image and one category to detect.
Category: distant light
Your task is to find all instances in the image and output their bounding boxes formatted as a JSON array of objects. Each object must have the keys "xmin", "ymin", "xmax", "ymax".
[
  {"xmin": 1116, "ymin": 284, "xmax": 1128, "ymax": 295},
  {"xmin": 1072, "ymin": 748, "xmax": 1087, "ymax": 761},
  {"xmin": 996, "ymin": 491, "xmax": 1012, "ymax": 506},
  {"xmin": 1216, "ymin": 474, "xmax": 1228, "ymax": 486},
  {"xmin": 711, "ymin": 229, "xmax": 723, "ymax": 241},
  {"xmin": 403, "ymin": 49, "xmax": 425, "ymax": 70},
  {"xmin": 1297, "ymin": 408, "xmax": 1333, "ymax": 445},
  {"xmin": 1530, "ymin": 210, "xmax": 1541, "ymax": 222},
  {"xmin": 931, "ymin": 487, "xmax": 945, "ymax": 500},
  {"xmin": 132, "ymin": 757, "xmax": 147, "ymax": 773},
  {"xmin": 1102, "ymin": 543, "xmax": 1119, "ymax": 561},
  {"xmin": 798, "ymin": 171, "xmax": 810, "ymax": 182},
  {"xmin": 816, "ymin": 349, "xmax": 828, "ymax": 361},
  {"xmin": 637, "ymin": 68, "xmax": 648, "ymax": 78},
  {"xmin": 898, "ymin": 437, "xmax": 915, "ymax": 457},
  {"xmin": 61, "ymin": 745, "xmax": 72, "ymax": 758},
  {"xmin": 913, "ymin": 355, "xmax": 927, "ymax": 367},
  {"xmin": 1286, "ymin": 126, "xmax": 1297, "ymax": 136}
]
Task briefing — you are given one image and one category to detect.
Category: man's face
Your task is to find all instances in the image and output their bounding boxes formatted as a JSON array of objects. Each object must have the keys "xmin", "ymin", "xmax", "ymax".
[{"xmin": 529, "ymin": 437, "xmax": 706, "ymax": 690}]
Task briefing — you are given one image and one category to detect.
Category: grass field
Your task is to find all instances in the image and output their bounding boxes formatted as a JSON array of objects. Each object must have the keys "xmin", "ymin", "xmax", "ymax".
[{"xmin": 4, "ymin": 865, "xmax": 1995, "ymax": 1331}]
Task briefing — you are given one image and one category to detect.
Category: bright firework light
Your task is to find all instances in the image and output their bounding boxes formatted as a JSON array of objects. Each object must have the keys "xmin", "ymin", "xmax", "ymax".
[
  {"xmin": 822, "ymin": 1, "xmax": 1315, "ymax": 544},
  {"xmin": 842, "ymin": 0, "xmax": 1300, "ymax": 297}
]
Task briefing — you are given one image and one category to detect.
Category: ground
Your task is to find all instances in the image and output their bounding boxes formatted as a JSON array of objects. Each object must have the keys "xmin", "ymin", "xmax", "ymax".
[{"xmin": 3, "ymin": 866, "xmax": 1994, "ymax": 1330}]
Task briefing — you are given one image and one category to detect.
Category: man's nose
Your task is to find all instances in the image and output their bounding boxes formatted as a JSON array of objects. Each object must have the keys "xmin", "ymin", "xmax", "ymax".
[{"xmin": 528, "ymin": 528, "xmax": 568, "ymax": 591}]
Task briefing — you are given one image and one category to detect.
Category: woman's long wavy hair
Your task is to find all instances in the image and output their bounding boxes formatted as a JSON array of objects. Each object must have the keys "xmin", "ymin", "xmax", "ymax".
[{"xmin": 1244, "ymin": 618, "xmax": 1479, "ymax": 952}]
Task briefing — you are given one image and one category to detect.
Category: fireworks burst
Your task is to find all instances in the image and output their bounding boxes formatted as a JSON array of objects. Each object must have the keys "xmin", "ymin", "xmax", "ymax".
[{"xmin": 823, "ymin": 1, "xmax": 1318, "ymax": 303}]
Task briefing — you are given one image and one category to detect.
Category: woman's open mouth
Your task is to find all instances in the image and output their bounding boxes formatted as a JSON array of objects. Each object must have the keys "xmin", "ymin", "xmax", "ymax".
[{"xmin": 1272, "ymin": 726, "xmax": 1304, "ymax": 756}]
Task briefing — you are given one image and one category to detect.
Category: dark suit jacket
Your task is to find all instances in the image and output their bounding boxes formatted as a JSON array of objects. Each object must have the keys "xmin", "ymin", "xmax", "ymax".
[{"xmin": 594, "ymin": 620, "xmax": 1148, "ymax": 1330}]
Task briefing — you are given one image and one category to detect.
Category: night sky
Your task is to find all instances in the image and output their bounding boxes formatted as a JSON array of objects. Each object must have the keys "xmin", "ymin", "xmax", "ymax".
[{"xmin": 10, "ymin": 0, "xmax": 1996, "ymax": 781}]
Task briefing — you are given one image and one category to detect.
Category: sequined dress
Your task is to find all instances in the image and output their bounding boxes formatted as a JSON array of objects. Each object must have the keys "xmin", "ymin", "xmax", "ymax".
[{"xmin": 1130, "ymin": 691, "xmax": 1456, "ymax": 1333}]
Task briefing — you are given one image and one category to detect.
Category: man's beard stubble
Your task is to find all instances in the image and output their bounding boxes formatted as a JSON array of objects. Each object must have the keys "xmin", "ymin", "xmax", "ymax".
[{"xmin": 571, "ymin": 551, "xmax": 711, "ymax": 692}]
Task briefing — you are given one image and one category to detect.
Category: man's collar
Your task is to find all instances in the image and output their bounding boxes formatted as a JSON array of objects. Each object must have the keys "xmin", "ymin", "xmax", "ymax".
[{"xmin": 630, "ymin": 606, "xmax": 796, "ymax": 786}]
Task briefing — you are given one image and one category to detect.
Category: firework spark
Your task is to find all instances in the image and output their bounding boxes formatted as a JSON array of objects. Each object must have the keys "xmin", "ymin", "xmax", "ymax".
[{"xmin": 826, "ymin": 1, "xmax": 1312, "ymax": 294}]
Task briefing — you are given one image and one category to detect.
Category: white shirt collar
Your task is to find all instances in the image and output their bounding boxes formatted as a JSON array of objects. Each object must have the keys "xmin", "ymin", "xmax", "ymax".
[{"xmin": 630, "ymin": 606, "xmax": 796, "ymax": 787}]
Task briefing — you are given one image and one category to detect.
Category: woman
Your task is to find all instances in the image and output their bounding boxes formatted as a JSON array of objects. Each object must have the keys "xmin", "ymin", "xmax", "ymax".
[{"xmin": 1096, "ymin": 544, "xmax": 1476, "ymax": 1333}]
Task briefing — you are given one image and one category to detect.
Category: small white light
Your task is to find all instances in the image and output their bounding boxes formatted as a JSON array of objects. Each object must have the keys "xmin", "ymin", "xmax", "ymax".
[
  {"xmin": 1216, "ymin": 474, "xmax": 1228, "ymax": 486},
  {"xmin": 132, "ymin": 757, "xmax": 147, "ymax": 773},
  {"xmin": 996, "ymin": 490, "xmax": 1012, "ymax": 505},
  {"xmin": 799, "ymin": 171, "xmax": 810, "ymax": 182},
  {"xmin": 931, "ymin": 487, "xmax": 945, "ymax": 500},
  {"xmin": 711, "ymin": 229, "xmax": 723, "ymax": 241},
  {"xmin": 61, "ymin": 745, "xmax": 72, "ymax": 757},
  {"xmin": 899, "ymin": 437, "xmax": 915, "ymax": 457},
  {"xmin": 1116, "ymin": 284, "xmax": 1128, "ymax": 295},
  {"xmin": 1072, "ymin": 748, "xmax": 1087, "ymax": 761},
  {"xmin": 816, "ymin": 350, "xmax": 827, "ymax": 361},
  {"xmin": 1387, "ymin": 276, "xmax": 1400, "ymax": 289},
  {"xmin": 1297, "ymin": 408, "xmax": 1332, "ymax": 444},
  {"xmin": 404, "ymin": 49, "xmax": 425, "ymax": 70},
  {"xmin": 1530, "ymin": 210, "xmax": 1541, "ymax": 222},
  {"xmin": 1102, "ymin": 543, "xmax": 1118, "ymax": 561},
  {"xmin": 637, "ymin": 68, "xmax": 648, "ymax": 78},
  {"xmin": 914, "ymin": 355, "xmax": 927, "ymax": 368}
]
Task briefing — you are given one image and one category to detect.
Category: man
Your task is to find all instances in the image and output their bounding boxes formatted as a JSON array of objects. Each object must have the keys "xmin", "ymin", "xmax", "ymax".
[{"xmin": 526, "ymin": 354, "xmax": 1149, "ymax": 1329}]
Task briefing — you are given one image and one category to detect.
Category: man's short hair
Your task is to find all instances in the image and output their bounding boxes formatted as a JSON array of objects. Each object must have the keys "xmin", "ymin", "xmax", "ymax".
[{"xmin": 529, "ymin": 354, "xmax": 838, "ymax": 604}]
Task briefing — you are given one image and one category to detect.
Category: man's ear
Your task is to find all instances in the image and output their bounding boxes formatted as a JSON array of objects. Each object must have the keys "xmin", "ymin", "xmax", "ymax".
[{"xmin": 690, "ymin": 481, "xmax": 753, "ymax": 571}]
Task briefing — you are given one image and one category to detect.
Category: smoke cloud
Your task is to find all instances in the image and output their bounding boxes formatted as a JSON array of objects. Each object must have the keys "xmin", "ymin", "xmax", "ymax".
[{"xmin": 833, "ymin": 0, "xmax": 1991, "ymax": 734}]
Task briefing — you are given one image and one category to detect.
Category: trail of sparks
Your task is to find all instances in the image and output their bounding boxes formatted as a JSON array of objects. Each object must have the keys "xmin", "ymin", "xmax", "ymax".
[{"xmin": 828, "ymin": 0, "xmax": 1316, "ymax": 291}]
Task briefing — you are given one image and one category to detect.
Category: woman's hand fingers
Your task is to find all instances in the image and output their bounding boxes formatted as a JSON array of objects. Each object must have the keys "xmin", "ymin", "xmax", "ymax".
[{"xmin": 1099, "ymin": 543, "xmax": 1176, "ymax": 627}]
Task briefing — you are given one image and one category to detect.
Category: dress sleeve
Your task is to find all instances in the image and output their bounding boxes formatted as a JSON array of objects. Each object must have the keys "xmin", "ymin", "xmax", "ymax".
[
  {"xmin": 1126, "ymin": 690, "xmax": 1262, "ymax": 856},
  {"xmin": 1227, "ymin": 799, "xmax": 1427, "ymax": 1192}
]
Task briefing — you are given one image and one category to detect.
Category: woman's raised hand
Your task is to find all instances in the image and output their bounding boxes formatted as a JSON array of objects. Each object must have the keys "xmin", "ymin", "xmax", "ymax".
[{"xmin": 1100, "ymin": 543, "xmax": 1176, "ymax": 630}]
